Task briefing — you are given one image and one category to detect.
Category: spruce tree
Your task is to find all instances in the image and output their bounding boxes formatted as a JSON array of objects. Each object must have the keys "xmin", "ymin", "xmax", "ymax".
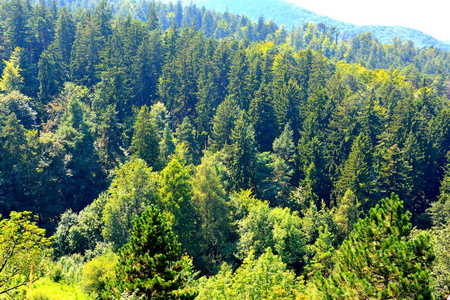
[
  {"xmin": 335, "ymin": 132, "xmax": 376, "ymax": 211},
  {"xmin": 130, "ymin": 105, "xmax": 161, "ymax": 170}
]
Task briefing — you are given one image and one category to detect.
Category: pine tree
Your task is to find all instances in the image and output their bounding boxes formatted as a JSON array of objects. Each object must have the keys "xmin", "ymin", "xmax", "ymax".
[
  {"xmin": 175, "ymin": 117, "xmax": 200, "ymax": 165},
  {"xmin": 319, "ymin": 194, "xmax": 435, "ymax": 299},
  {"xmin": 56, "ymin": 96, "xmax": 102, "ymax": 210},
  {"xmin": 159, "ymin": 123, "xmax": 176, "ymax": 169},
  {"xmin": 96, "ymin": 104, "xmax": 123, "ymax": 172},
  {"xmin": 147, "ymin": 2, "xmax": 161, "ymax": 31},
  {"xmin": 106, "ymin": 205, "xmax": 197, "ymax": 300}
]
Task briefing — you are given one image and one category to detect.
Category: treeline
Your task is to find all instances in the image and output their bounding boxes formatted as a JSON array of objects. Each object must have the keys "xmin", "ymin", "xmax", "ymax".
[{"xmin": 0, "ymin": 0, "xmax": 450, "ymax": 298}]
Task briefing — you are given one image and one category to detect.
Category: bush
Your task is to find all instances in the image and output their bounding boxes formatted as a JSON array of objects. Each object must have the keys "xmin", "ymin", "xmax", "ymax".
[
  {"xmin": 80, "ymin": 250, "xmax": 117, "ymax": 297},
  {"xmin": 48, "ymin": 254, "xmax": 85, "ymax": 284}
]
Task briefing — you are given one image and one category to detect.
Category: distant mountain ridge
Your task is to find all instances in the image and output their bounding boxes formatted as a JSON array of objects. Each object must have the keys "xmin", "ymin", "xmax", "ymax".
[{"xmin": 188, "ymin": 0, "xmax": 450, "ymax": 50}]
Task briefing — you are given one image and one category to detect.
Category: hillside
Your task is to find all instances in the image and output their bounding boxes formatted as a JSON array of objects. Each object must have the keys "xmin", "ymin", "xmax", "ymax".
[{"xmin": 189, "ymin": 0, "xmax": 450, "ymax": 50}]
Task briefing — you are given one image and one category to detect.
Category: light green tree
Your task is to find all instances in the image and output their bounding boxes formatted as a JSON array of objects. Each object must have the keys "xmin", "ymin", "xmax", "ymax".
[
  {"xmin": 102, "ymin": 158, "xmax": 159, "ymax": 250},
  {"xmin": 197, "ymin": 248, "xmax": 306, "ymax": 300},
  {"xmin": 191, "ymin": 154, "xmax": 230, "ymax": 273},
  {"xmin": 0, "ymin": 48, "xmax": 23, "ymax": 93},
  {"xmin": 0, "ymin": 211, "xmax": 52, "ymax": 296},
  {"xmin": 158, "ymin": 157, "xmax": 196, "ymax": 252}
]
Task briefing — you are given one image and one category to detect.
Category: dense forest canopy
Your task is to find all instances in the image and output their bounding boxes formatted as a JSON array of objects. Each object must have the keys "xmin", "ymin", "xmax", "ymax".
[{"xmin": 0, "ymin": 0, "xmax": 450, "ymax": 298}]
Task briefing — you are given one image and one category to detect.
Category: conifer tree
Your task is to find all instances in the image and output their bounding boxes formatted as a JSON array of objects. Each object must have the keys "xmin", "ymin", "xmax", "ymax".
[
  {"xmin": 305, "ymin": 224, "xmax": 335, "ymax": 278},
  {"xmin": 106, "ymin": 205, "xmax": 196, "ymax": 300},
  {"xmin": 319, "ymin": 194, "xmax": 434, "ymax": 299},
  {"xmin": 212, "ymin": 96, "xmax": 240, "ymax": 149},
  {"xmin": 335, "ymin": 132, "xmax": 376, "ymax": 211},
  {"xmin": 159, "ymin": 123, "xmax": 176, "ymax": 168},
  {"xmin": 52, "ymin": 8, "xmax": 76, "ymax": 65},
  {"xmin": 248, "ymin": 84, "xmax": 278, "ymax": 152},
  {"xmin": 38, "ymin": 47, "xmax": 65, "ymax": 105},
  {"xmin": 130, "ymin": 105, "xmax": 160, "ymax": 170},
  {"xmin": 229, "ymin": 113, "xmax": 257, "ymax": 191}
]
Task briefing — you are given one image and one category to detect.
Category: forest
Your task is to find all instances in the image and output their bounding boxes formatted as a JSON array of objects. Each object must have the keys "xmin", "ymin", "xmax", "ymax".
[{"xmin": 0, "ymin": 0, "xmax": 450, "ymax": 299}]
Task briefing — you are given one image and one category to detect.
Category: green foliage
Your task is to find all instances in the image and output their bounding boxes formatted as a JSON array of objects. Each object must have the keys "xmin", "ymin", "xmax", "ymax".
[
  {"xmin": 319, "ymin": 194, "xmax": 435, "ymax": 299},
  {"xmin": 80, "ymin": 250, "xmax": 117, "ymax": 298},
  {"xmin": 106, "ymin": 205, "xmax": 197, "ymax": 300},
  {"xmin": 197, "ymin": 248, "xmax": 305, "ymax": 300},
  {"xmin": 237, "ymin": 201, "xmax": 306, "ymax": 272},
  {"xmin": 0, "ymin": 211, "xmax": 52, "ymax": 296},
  {"xmin": 0, "ymin": 90, "xmax": 36, "ymax": 128},
  {"xmin": 228, "ymin": 113, "xmax": 257, "ymax": 191},
  {"xmin": 191, "ymin": 154, "xmax": 231, "ymax": 273},
  {"xmin": 305, "ymin": 224, "xmax": 335, "ymax": 278},
  {"xmin": 335, "ymin": 132, "xmax": 376, "ymax": 211},
  {"xmin": 102, "ymin": 158, "xmax": 159, "ymax": 250},
  {"xmin": 431, "ymin": 224, "xmax": 450, "ymax": 298},
  {"xmin": 212, "ymin": 96, "xmax": 240, "ymax": 149},
  {"xmin": 158, "ymin": 156, "xmax": 196, "ymax": 252},
  {"xmin": 130, "ymin": 105, "xmax": 161, "ymax": 169},
  {"xmin": 0, "ymin": 48, "xmax": 24, "ymax": 93}
]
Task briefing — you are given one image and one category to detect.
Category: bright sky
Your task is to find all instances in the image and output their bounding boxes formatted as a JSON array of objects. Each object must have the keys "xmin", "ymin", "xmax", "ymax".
[{"xmin": 285, "ymin": 0, "xmax": 450, "ymax": 42}]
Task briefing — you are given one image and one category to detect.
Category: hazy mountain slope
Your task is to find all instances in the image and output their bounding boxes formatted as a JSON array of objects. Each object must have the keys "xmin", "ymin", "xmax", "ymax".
[{"xmin": 189, "ymin": 0, "xmax": 450, "ymax": 50}]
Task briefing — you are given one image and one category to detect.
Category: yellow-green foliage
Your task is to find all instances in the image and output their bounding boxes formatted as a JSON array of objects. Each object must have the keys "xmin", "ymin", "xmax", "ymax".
[
  {"xmin": 28, "ymin": 277, "xmax": 91, "ymax": 300},
  {"xmin": 80, "ymin": 251, "xmax": 117, "ymax": 296},
  {"xmin": 197, "ymin": 248, "xmax": 307, "ymax": 300},
  {"xmin": 0, "ymin": 211, "xmax": 52, "ymax": 296},
  {"xmin": 0, "ymin": 47, "xmax": 23, "ymax": 93}
]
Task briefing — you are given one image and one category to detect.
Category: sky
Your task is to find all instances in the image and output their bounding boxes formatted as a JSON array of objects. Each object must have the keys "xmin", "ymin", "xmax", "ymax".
[{"xmin": 285, "ymin": 0, "xmax": 450, "ymax": 42}]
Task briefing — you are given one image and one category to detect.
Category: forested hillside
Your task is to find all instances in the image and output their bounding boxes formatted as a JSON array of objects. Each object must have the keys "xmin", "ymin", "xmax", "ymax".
[
  {"xmin": 189, "ymin": 0, "xmax": 450, "ymax": 50},
  {"xmin": 1, "ymin": 0, "xmax": 450, "ymax": 299},
  {"xmin": 52, "ymin": 0, "xmax": 450, "ymax": 50}
]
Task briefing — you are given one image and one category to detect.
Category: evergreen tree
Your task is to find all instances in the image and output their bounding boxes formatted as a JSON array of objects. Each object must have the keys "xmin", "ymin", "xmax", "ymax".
[
  {"xmin": 319, "ymin": 194, "xmax": 435, "ymax": 299},
  {"xmin": 305, "ymin": 224, "xmax": 335, "ymax": 278},
  {"xmin": 147, "ymin": 3, "xmax": 161, "ymax": 31},
  {"xmin": 70, "ymin": 18, "xmax": 103, "ymax": 87},
  {"xmin": 130, "ymin": 105, "xmax": 160, "ymax": 170},
  {"xmin": 159, "ymin": 123, "xmax": 176, "ymax": 169},
  {"xmin": 38, "ymin": 47, "xmax": 65, "ymax": 106},
  {"xmin": 5, "ymin": 0, "xmax": 31, "ymax": 50},
  {"xmin": 335, "ymin": 132, "xmax": 376, "ymax": 211},
  {"xmin": 56, "ymin": 96, "xmax": 103, "ymax": 211},
  {"xmin": 175, "ymin": 117, "xmax": 200, "ymax": 165},
  {"xmin": 52, "ymin": 8, "xmax": 76, "ymax": 65},
  {"xmin": 229, "ymin": 113, "xmax": 257, "ymax": 191},
  {"xmin": 96, "ymin": 104, "xmax": 123, "ymax": 172},
  {"xmin": 248, "ymin": 84, "xmax": 278, "ymax": 152},
  {"xmin": 211, "ymin": 96, "xmax": 240, "ymax": 149},
  {"xmin": 106, "ymin": 205, "xmax": 197, "ymax": 300}
]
